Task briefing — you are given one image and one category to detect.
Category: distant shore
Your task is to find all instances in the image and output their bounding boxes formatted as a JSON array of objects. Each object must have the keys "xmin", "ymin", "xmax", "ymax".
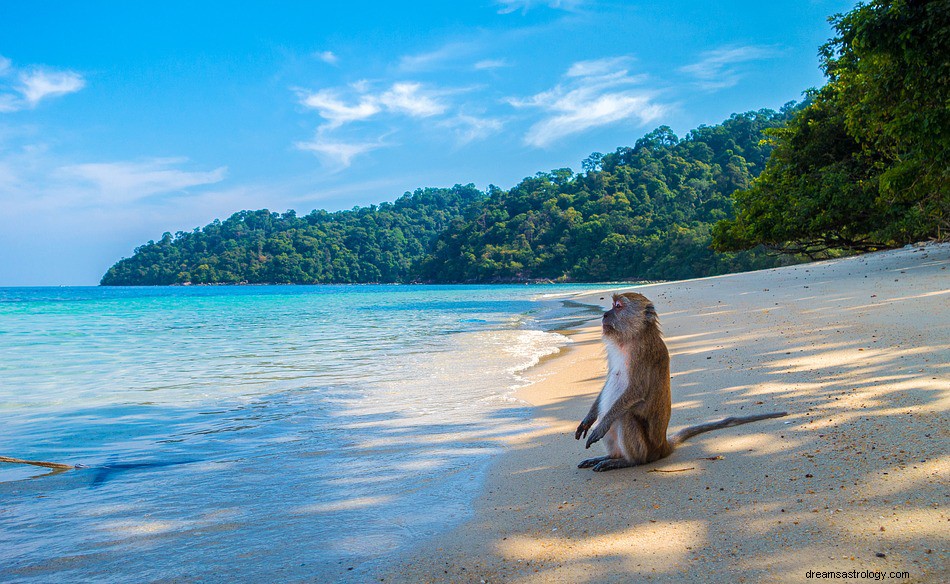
[{"xmin": 381, "ymin": 243, "xmax": 949, "ymax": 583}]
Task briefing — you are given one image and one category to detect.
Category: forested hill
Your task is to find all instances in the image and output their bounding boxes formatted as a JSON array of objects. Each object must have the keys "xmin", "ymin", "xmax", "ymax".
[
  {"xmin": 101, "ymin": 108, "xmax": 797, "ymax": 286},
  {"xmin": 101, "ymin": 186, "xmax": 486, "ymax": 285},
  {"xmin": 415, "ymin": 109, "xmax": 796, "ymax": 282}
]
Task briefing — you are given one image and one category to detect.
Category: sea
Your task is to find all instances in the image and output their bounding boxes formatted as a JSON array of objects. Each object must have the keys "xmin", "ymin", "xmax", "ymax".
[{"xmin": 0, "ymin": 284, "xmax": 608, "ymax": 582}]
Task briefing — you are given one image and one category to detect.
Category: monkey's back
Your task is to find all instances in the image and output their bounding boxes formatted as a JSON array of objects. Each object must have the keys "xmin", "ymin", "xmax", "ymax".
[{"xmin": 628, "ymin": 327, "xmax": 672, "ymax": 461}]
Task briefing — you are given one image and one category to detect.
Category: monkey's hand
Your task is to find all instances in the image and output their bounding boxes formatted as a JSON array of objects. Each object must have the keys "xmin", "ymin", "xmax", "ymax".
[
  {"xmin": 585, "ymin": 423, "xmax": 609, "ymax": 449},
  {"xmin": 575, "ymin": 414, "xmax": 596, "ymax": 440}
]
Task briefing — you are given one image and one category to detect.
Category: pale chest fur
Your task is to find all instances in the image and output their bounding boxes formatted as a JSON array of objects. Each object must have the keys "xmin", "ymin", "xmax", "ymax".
[{"xmin": 599, "ymin": 340, "xmax": 630, "ymax": 416}]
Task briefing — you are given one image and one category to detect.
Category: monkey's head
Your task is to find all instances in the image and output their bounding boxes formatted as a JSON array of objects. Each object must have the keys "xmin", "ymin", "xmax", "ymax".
[{"xmin": 602, "ymin": 292, "xmax": 659, "ymax": 343}]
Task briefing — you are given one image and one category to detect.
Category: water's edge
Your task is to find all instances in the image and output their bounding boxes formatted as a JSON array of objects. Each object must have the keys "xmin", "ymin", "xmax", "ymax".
[
  {"xmin": 358, "ymin": 289, "xmax": 613, "ymax": 582},
  {"xmin": 0, "ymin": 285, "xmax": 615, "ymax": 582}
]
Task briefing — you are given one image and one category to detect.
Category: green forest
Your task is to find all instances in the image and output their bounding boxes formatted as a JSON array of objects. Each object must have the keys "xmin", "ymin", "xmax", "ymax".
[
  {"xmin": 101, "ymin": 109, "xmax": 796, "ymax": 285},
  {"xmin": 102, "ymin": 0, "xmax": 947, "ymax": 286}
]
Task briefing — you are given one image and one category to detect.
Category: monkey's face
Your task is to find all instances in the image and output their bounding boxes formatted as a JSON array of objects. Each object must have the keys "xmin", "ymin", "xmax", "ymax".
[{"xmin": 602, "ymin": 292, "xmax": 657, "ymax": 341}]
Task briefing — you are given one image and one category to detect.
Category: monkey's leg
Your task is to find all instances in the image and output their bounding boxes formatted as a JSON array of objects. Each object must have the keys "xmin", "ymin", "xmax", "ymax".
[
  {"xmin": 576, "ymin": 394, "xmax": 601, "ymax": 440},
  {"xmin": 577, "ymin": 456, "xmax": 612, "ymax": 469},
  {"xmin": 580, "ymin": 426, "xmax": 629, "ymax": 470},
  {"xmin": 591, "ymin": 458, "xmax": 637, "ymax": 472}
]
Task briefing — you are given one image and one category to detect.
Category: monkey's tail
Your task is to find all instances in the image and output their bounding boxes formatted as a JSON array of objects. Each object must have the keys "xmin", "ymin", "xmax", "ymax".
[{"xmin": 669, "ymin": 412, "xmax": 788, "ymax": 447}]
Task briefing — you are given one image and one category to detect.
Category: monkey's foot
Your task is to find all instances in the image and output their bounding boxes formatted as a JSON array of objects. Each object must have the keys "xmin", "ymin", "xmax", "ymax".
[
  {"xmin": 578, "ymin": 456, "xmax": 612, "ymax": 469},
  {"xmin": 591, "ymin": 458, "xmax": 635, "ymax": 472}
]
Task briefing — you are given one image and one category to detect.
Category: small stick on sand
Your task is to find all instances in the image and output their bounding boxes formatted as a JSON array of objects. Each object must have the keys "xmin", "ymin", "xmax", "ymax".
[
  {"xmin": 0, "ymin": 456, "xmax": 74, "ymax": 470},
  {"xmin": 648, "ymin": 467, "xmax": 695, "ymax": 473}
]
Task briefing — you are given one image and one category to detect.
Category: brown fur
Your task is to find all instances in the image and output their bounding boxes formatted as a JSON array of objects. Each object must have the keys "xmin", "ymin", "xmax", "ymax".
[{"xmin": 575, "ymin": 292, "xmax": 787, "ymax": 472}]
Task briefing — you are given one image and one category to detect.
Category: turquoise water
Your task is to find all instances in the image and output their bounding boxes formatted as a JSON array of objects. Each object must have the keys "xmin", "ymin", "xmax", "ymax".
[{"xmin": 0, "ymin": 285, "xmax": 604, "ymax": 582}]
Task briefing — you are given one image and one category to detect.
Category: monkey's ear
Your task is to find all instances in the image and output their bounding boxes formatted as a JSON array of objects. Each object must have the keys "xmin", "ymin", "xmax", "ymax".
[{"xmin": 644, "ymin": 303, "xmax": 658, "ymax": 324}]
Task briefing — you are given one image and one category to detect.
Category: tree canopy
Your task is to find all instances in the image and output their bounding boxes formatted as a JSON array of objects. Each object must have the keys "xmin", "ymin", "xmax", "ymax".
[
  {"xmin": 415, "ymin": 110, "xmax": 798, "ymax": 282},
  {"xmin": 713, "ymin": 0, "xmax": 949, "ymax": 256},
  {"xmin": 101, "ymin": 186, "xmax": 485, "ymax": 285}
]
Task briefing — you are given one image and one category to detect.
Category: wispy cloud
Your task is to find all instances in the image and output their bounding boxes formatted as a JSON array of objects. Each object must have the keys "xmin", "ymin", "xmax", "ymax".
[
  {"xmin": 496, "ymin": 0, "xmax": 584, "ymax": 15},
  {"xmin": 439, "ymin": 114, "xmax": 504, "ymax": 146},
  {"xmin": 0, "ymin": 146, "xmax": 228, "ymax": 215},
  {"xmin": 20, "ymin": 70, "xmax": 86, "ymax": 106},
  {"xmin": 679, "ymin": 45, "xmax": 778, "ymax": 90},
  {"xmin": 295, "ymin": 81, "xmax": 454, "ymax": 164},
  {"xmin": 378, "ymin": 83, "xmax": 448, "ymax": 117},
  {"xmin": 474, "ymin": 59, "xmax": 510, "ymax": 71},
  {"xmin": 295, "ymin": 136, "xmax": 386, "ymax": 168},
  {"xmin": 299, "ymin": 88, "xmax": 381, "ymax": 128},
  {"xmin": 315, "ymin": 50, "xmax": 339, "ymax": 66},
  {"xmin": 0, "ymin": 55, "xmax": 85, "ymax": 112},
  {"xmin": 398, "ymin": 42, "xmax": 476, "ymax": 72},
  {"xmin": 298, "ymin": 81, "xmax": 449, "ymax": 129},
  {"xmin": 509, "ymin": 57, "xmax": 667, "ymax": 147},
  {"xmin": 0, "ymin": 147, "xmax": 250, "ymax": 284},
  {"xmin": 565, "ymin": 57, "xmax": 632, "ymax": 78},
  {"xmin": 57, "ymin": 158, "xmax": 227, "ymax": 203}
]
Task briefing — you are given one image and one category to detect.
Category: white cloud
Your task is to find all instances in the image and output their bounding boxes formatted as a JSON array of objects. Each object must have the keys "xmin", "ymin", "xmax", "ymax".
[
  {"xmin": 495, "ymin": 0, "xmax": 584, "ymax": 14},
  {"xmin": 509, "ymin": 57, "xmax": 667, "ymax": 147},
  {"xmin": 57, "ymin": 158, "xmax": 227, "ymax": 203},
  {"xmin": 0, "ymin": 94, "xmax": 19, "ymax": 113},
  {"xmin": 299, "ymin": 89, "xmax": 381, "ymax": 128},
  {"xmin": 295, "ymin": 136, "xmax": 384, "ymax": 168},
  {"xmin": 474, "ymin": 59, "xmax": 510, "ymax": 71},
  {"xmin": 566, "ymin": 56, "xmax": 633, "ymax": 78},
  {"xmin": 0, "ymin": 146, "xmax": 229, "ymax": 217},
  {"xmin": 298, "ymin": 81, "xmax": 449, "ymax": 128},
  {"xmin": 378, "ymin": 83, "xmax": 447, "ymax": 117},
  {"xmin": 315, "ymin": 50, "xmax": 339, "ymax": 65},
  {"xmin": 496, "ymin": 0, "xmax": 584, "ymax": 15},
  {"xmin": 19, "ymin": 70, "xmax": 86, "ymax": 106},
  {"xmin": 398, "ymin": 42, "xmax": 473, "ymax": 72},
  {"xmin": 296, "ymin": 81, "xmax": 454, "ymax": 165},
  {"xmin": 0, "ymin": 56, "xmax": 85, "ymax": 112},
  {"xmin": 439, "ymin": 114, "xmax": 504, "ymax": 146},
  {"xmin": 679, "ymin": 45, "xmax": 777, "ymax": 90}
]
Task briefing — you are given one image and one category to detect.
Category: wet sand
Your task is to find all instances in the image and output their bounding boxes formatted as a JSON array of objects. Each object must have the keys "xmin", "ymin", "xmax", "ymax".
[{"xmin": 383, "ymin": 243, "xmax": 949, "ymax": 583}]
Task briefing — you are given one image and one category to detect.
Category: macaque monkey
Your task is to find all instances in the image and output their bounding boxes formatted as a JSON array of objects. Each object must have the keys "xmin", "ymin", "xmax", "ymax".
[{"xmin": 575, "ymin": 292, "xmax": 787, "ymax": 472}]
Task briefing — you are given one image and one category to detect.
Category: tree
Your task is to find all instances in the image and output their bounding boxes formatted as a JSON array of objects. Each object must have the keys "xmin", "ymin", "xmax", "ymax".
[
  {"xmin": 714, "ymin": 0, "xmax": 949, "ymax": 255},
  {"xmin": 712, "ymin": 89, "xmax": 891, "ymax": 257}
]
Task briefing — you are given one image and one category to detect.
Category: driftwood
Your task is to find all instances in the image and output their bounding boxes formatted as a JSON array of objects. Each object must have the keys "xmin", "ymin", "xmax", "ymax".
[
  {"xmin": 0, "ymin": 456, "xmax": 74, "ymax": 470},
  {"xmin": 647, "ymin": 467, "xmax": 696, "ymax": 473}
]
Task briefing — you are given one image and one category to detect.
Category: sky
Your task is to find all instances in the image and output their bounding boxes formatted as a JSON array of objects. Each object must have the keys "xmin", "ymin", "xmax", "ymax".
[{"xmin": 0, "ymin": 0, "xmax": 858, "ymax": 285}]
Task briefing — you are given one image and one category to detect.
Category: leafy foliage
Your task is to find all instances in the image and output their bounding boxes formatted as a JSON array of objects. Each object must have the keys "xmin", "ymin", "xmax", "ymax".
[
  {"xmin": 101, "ymin": 186, "xmax": 485, "ymax": 285},
  {"xmin": 714, "ymin": 0, "xmax": 950, "ymax": 256},
  {"xmin": 415, "ymin": 110, "xmax": 797, "ymax": 282}
]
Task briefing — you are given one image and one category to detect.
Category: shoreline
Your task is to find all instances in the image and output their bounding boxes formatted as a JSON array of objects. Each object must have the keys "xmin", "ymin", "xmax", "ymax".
[{"xmin": 380, "ymin": 243, "xmax": 949, "ymax": 583}]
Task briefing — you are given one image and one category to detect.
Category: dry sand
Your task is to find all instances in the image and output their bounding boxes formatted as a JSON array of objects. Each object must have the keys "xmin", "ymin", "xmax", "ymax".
[{"xmin": 382, "ymin": 243, "xmax": 949, "ymax": 583}]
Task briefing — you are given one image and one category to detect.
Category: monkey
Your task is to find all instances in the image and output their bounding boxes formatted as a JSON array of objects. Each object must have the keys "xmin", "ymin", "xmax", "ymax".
[{"xmin": 574, "ymin": 292, "xmax": 787, "ymax": 472}]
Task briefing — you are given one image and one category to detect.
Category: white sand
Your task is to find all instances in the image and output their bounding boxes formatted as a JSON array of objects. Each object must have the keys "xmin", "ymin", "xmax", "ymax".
[{"xmin": 383, "ymin": 243, "xmax": 949, "ymax": 583}]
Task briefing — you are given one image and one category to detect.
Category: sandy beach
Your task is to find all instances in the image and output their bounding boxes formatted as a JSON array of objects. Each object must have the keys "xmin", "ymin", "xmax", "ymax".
[{"xmin": 383, "ymin": 243, "xmax": 949, "ymax": 583}]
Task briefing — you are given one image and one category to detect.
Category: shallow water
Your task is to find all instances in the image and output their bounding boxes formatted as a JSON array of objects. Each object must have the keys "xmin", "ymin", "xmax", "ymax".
[{"xmin": 0, "ymin": 284, "xmax": 604, "ymax": 582}]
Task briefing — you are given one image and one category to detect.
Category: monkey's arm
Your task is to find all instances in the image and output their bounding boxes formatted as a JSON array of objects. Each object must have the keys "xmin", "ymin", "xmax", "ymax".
[
  {"xmin": 584, "ymin": 393, "xmax": 645, "ymax": 449},
  {"xmin": 575, "ymin": 398, "xmax": 600, "ymax": 440}
]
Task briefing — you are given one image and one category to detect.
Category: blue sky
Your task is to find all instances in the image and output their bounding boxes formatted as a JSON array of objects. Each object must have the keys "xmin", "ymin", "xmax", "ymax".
[{"xmin": 0, "ymin": 0, "xmax": 857, "ymax": 285}]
